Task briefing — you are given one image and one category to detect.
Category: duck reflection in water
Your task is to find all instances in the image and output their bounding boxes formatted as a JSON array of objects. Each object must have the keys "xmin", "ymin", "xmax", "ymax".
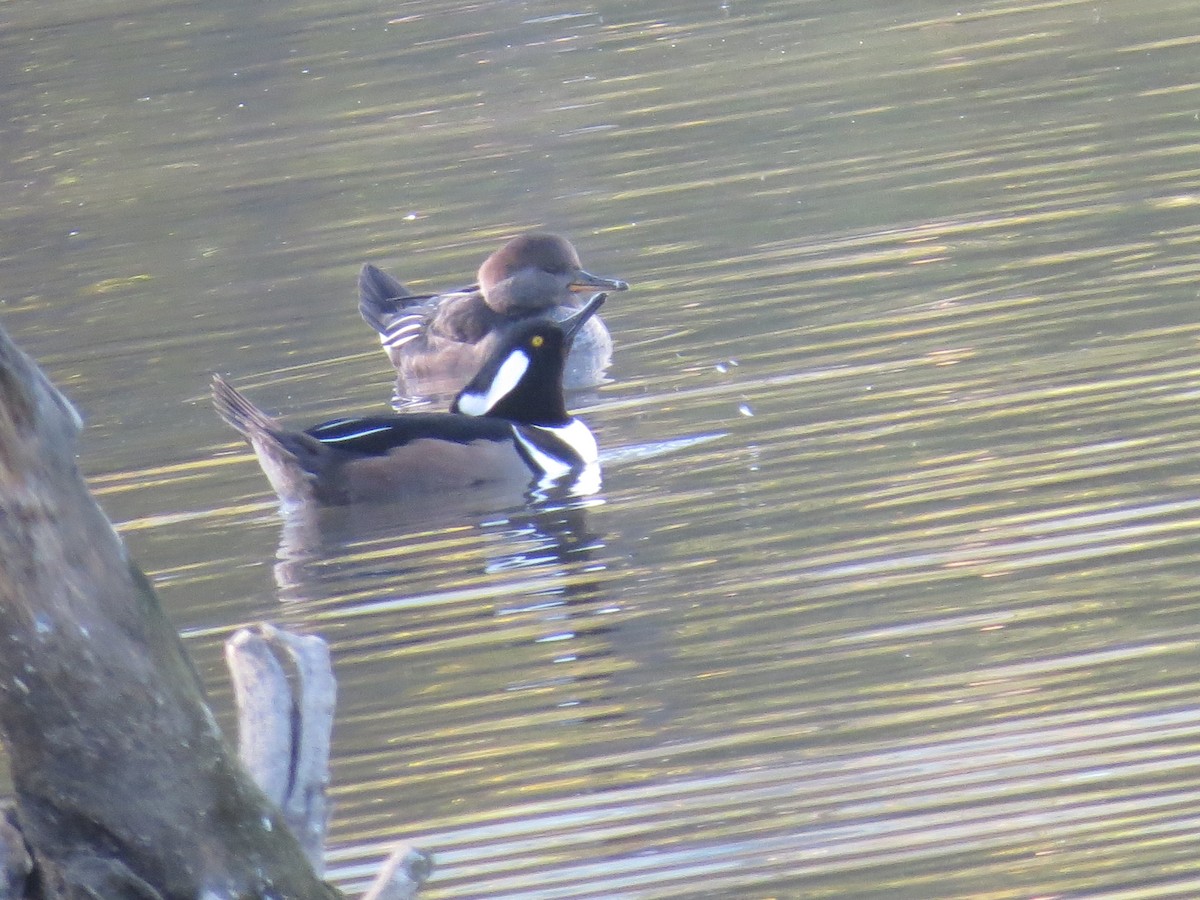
[
  {"xmin": 269, "ymin": 491, "xmax": 621, "ymax": 729},
  {"xmin": 267, "ymin": 476, "xmax": 604, "ymax": 599}
]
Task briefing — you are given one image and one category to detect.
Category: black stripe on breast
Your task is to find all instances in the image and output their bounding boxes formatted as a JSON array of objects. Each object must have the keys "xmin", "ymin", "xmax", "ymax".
[{"xmin": 510, "ymin": 424, "xmax": 584, "ymax": 472}]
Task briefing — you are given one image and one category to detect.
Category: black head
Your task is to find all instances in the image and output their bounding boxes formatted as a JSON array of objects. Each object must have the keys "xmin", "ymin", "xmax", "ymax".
[{"xmin": 452, "ymin": 294, "xmax": 605, "ymax": 425}]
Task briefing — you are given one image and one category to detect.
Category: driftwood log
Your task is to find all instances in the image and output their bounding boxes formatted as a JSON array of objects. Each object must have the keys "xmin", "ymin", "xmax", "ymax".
[
  {"xmin": 226, "ymin": 627, "xmax": 432, "ymax": 900},
  {"xmin": 0, "ymin": 323, "xmax": 429, "ymax": 897}
]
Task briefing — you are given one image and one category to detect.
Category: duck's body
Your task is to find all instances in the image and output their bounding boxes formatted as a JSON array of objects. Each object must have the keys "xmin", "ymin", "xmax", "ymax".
[
  {"xmin": 214, "ymin": 296, "xmax": 605, "ymax": 508},
  {"xmin": 359, "ymin": 233, "xmax": 627, "ymax": 398}
]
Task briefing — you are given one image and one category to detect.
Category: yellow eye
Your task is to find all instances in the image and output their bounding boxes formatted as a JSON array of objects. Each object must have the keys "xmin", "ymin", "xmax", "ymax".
[{"xmin": 530, "ymin": 335, "xmax": 545, "ymax": 348}]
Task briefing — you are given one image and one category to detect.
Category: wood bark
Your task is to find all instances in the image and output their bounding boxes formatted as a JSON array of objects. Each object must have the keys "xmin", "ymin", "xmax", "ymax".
[{"xmin": 0, "ymin": 324, "xmax": 341, "ymax": 898}]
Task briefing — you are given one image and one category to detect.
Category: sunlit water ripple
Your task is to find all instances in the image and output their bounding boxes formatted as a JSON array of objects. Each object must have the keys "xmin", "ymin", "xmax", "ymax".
[{"xmin": 4, "ymin": 0, "xmax": 1200, "ymax": 896}]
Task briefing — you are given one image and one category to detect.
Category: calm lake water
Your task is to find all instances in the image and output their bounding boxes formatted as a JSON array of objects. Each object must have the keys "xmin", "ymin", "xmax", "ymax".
[{"xmin": 5, "ymin": 0, "xmax": 1200, "ymax": 896}]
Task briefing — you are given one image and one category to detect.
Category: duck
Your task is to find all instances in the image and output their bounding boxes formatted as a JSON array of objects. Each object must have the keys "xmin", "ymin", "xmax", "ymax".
[
  {"xmin": 213, "ymin": 294, "xmax": 606, "ymax": 508},
  {"xmin": 358, "ymin": 232, "xmax": 628, "ymax": 398}
]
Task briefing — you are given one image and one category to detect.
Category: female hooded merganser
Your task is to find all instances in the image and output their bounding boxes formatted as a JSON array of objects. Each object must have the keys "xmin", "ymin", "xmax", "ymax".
[
  {"xmin": 213, "ymin": 295, "xmax": 606, "ymax": 508},
  {"xmin": 359, "ymin": 233, "xmax": 628, "ymax": 397}
]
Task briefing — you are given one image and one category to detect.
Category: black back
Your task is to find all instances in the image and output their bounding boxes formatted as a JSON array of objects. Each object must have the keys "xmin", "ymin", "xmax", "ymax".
[{"xmin": 306, "ymin": 414, "xmax": 512, "ymax": 457}]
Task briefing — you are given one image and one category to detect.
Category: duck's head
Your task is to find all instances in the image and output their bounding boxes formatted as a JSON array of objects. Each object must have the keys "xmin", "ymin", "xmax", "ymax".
[
  {"xmin": 453, "ymin": 293, "xmax": 606, "ymax": 425},
  {"xmin": 477, "ymin": 233, "xmax": 628, "ymax": 315}
]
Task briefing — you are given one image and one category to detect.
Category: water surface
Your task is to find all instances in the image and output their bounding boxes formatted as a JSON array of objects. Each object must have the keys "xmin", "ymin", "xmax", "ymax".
[{"xmin": 4, "ymin": 0, "xmax": 1200, "ymax": 896}]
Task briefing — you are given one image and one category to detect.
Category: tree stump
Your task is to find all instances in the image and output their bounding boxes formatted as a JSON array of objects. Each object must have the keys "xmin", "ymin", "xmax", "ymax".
[{"xmin": 0, "ymin": 324, "xmax": 340, "ymax": 898}]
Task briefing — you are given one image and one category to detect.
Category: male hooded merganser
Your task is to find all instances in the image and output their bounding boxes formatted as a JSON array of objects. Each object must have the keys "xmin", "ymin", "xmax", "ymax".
[
  {"xmin": 359, "ymin": 232, "xmax": 628, "ymax": 397},
  {"xmin": 213, "ymin": 295, "xmax": 606, "ymax": 508}
]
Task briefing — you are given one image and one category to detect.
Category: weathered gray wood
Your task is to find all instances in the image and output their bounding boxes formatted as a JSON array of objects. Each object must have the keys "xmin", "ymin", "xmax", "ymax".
[
  {"xmin": 226, "ymin": 624, "xmax": 336, "ymax": 875},
  {"xmin": 226, "ymin": 628, "xmax": 434, "ymax": 899},
  {"xmin": 0, "ymin": 803, "xmax": 32, "ymax": 897},
  {"xmin": 226, "ymin": 628, "xmax": 295, "ymax": 813},
  {"xmin": 0, "ymin": 324, "xmax": 341, "ymax": 899},
  {"xmin": 361, "ymin": 846, "xmax": 435, "ymax": 900}
]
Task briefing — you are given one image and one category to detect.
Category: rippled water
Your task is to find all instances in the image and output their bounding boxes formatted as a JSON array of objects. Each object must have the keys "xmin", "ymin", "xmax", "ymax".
[{"xmin": 5, "ymin": 0, "xmax": 1200, "ymax": 896}]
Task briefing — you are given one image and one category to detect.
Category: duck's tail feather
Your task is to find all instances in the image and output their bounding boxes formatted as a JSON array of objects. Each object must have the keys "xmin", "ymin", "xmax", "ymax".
[
  {"xmin": 358, "ymin": 264, "xmax": 414, "ymax": 335},
  {"xmin": 211, "ymin": 374, "xmax": 322, "ymax": 507},
  {"xmin": 211, "ymin": 373, "xmax": 282, "ymax": 438}
]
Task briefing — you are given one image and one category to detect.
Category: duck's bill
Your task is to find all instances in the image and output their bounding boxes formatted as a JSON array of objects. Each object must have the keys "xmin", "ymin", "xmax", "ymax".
[
  {"xmin": 569, "ymin": 270, "xmax": 629, "ymax": 293},
  {"xmin": 562, "ymin": 293, "xmax": 607, "ymax": 342}
]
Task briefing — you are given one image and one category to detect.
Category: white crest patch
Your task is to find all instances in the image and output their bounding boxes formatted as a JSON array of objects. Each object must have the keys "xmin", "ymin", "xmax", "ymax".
[{"xmin": 457, "ymin": 350, "xmax": 530, "ymax": 417}]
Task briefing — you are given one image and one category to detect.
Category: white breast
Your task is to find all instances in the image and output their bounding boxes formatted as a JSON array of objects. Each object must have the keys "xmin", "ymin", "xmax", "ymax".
[
  {"xmin": 513, "ymin": 418, "xmax": 599, "ymax": 479},
  {"xmin": 545, "ymin": 419, "xmax": 599, "ymax": 466}
]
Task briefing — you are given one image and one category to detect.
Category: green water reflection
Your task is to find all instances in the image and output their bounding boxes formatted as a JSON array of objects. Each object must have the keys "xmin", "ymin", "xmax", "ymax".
[{"xmin": 4, "ymin": 0, "xmax": 1200, "ymax": 896}]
